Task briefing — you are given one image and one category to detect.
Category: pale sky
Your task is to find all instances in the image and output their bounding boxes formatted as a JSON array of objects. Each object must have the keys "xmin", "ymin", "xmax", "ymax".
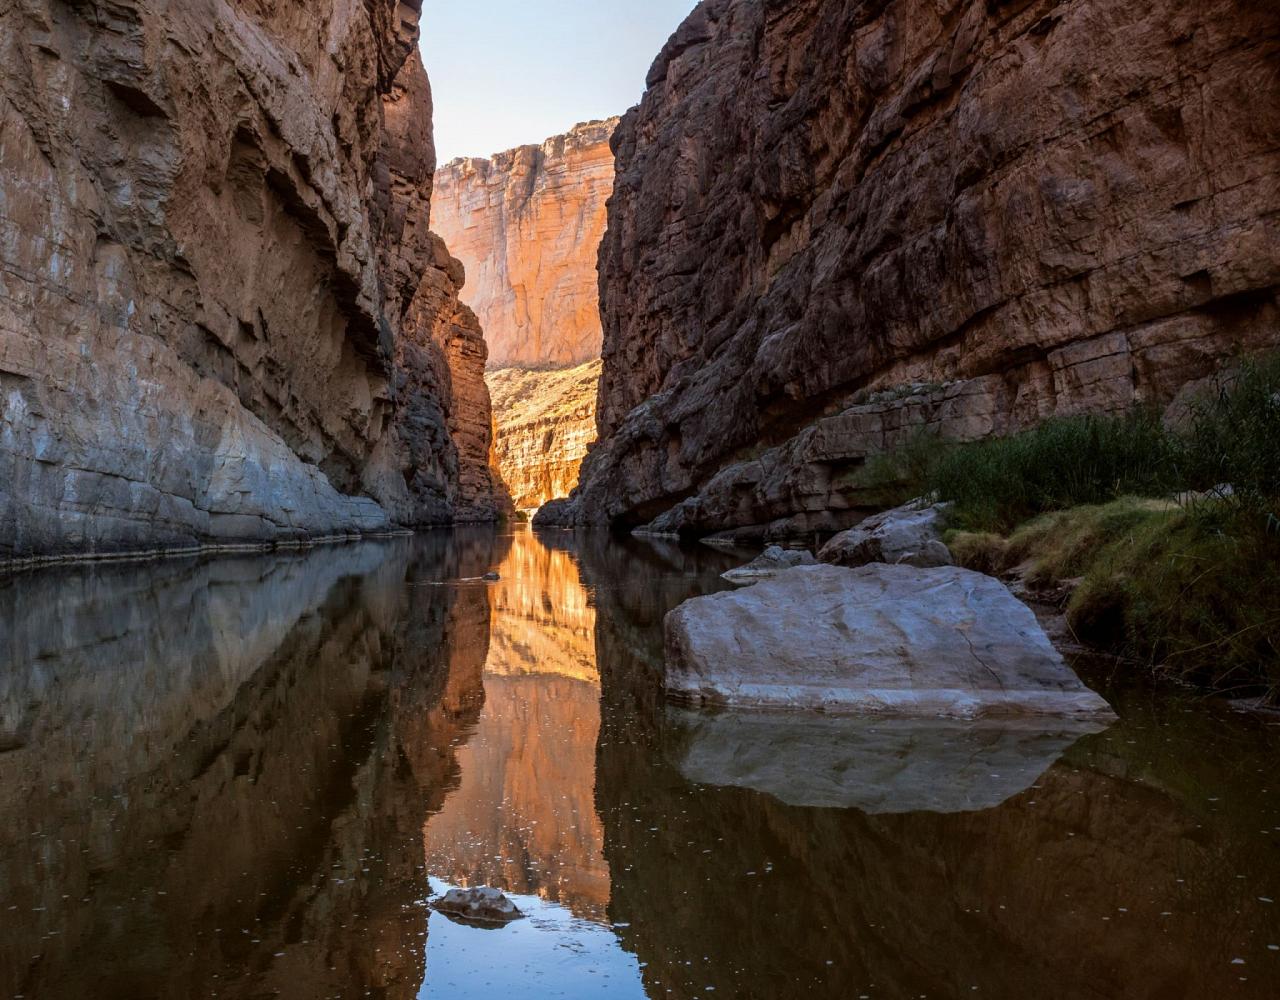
[{"xmin": 421, "ymin": 1, "xmax": 701, "ymax": 164}]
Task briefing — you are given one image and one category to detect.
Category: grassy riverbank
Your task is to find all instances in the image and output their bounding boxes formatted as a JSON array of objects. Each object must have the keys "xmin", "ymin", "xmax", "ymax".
[{"xmin": 863, "ymin": 354, "xmax": 1280, "ymax": 698}]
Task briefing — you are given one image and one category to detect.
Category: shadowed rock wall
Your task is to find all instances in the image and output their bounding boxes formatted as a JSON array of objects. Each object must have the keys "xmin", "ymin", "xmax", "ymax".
[
  {"xmin": 548, "ymin": 0, "xmax": 1280, "ymax": 535},
  {"xmin": 0, "ymin": 0, "xmax": 502, "ymax": 565}
]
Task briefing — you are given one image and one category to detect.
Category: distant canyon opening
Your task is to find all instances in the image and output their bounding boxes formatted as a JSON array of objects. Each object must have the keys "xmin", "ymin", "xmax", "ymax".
[{"xmin": 431, "ymin": 119, "xmax": 618, "ymax": 515}]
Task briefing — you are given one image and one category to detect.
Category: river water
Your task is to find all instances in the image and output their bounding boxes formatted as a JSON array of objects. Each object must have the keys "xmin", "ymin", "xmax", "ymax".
[{"xmin": 1, "ymin": 527, "xmax": 1278, "ymax": 999}]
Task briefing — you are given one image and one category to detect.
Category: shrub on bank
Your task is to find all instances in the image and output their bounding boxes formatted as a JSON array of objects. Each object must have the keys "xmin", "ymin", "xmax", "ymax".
[
  {"xmin": 860, "ymin": 351, "xmax": 1280, "ymax": 697},
  {"xmin": 930, "ymin": 410, "xmax": 1181, "ymax": 533},
  {"xmin": 859, "ymin": 351, "xmax": 1280, "ymax": 534},
  {"xmin": 950, "ymin": 499, "xmax": 1280, "ymax": 695}
]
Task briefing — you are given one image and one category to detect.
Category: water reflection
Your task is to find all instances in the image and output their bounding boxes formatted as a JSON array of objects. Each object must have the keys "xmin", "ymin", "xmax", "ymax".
[
  {"xmin": 1, "ymin": 528, "xmax": 1278, "ymax": 999},
  {"xmin": 423, "ymin": 530, "xmax": 610, "ymax": 919},
  {"xmin": 0, "ymin": 534, "xmax": 502, "ymax": 1000},
  {"xmin": 578, "ymin": 533, "xmax": 1280, "ymax": 999},
  {"xmin": 667, "ymin": 709, "xmax": 1111, "ymax": 812}
]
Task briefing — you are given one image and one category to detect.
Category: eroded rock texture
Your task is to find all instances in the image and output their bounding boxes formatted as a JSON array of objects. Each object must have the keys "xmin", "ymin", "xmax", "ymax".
[
  {"xmin": 0, "ymin": 0, "xmax": 502, "ymax": 564},
  {"xmin": 486, "ymin": 360, "xmax": 602, "ymax": 511},
  {"xmin": 432, "ymin": 119, "xmax": 619, "ymax": 370},
  {"xmin": 548, "ymin": 0, "xmax": 1280, "ymax": 535}
]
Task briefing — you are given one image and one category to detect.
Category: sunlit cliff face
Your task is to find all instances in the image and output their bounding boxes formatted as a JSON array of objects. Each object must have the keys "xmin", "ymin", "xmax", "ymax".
[
  {"xmin": 422, "ymin": 529, "xmax": 610, "ymax": 919},
  {"xmin": 486, "ymin": 360, "xmax": 602, "ymax": 512}
]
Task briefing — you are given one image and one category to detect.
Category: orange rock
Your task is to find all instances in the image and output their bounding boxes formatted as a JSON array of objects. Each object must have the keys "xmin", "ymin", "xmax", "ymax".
[
  {"xmin": 433, "ymin": 120, "xmax": 619, "ymax": 370},
  {"xmin": 486, "ymin": 362, "xmax": 602, "ymax": 511}
]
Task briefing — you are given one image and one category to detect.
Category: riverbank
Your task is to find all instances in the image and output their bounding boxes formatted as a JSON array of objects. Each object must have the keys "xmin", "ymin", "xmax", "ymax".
[
  {"xmin": 854, "ymin": 354, "xmax": 1280, "ymax": 701},
  {"xmin": 0, "ymin": 528, "xmax": 422, "ymax": 577}
]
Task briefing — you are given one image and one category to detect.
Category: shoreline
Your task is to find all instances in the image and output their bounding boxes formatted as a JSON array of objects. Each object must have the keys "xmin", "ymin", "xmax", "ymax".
[{"xmin": 0, "ymin": 523, "xmax": 508, "ymax": 578}]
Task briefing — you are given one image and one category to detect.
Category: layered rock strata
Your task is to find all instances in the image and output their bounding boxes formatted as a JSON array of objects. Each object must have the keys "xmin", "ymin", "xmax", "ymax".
[
  {"xmin": 543, "ymin": 0, "xmax": 1280, "ymax": 535},
  {"xmin": 0, "ymin": 0, "xmax": 502, "ymax": 565},
  {"xmin": 485, "ymin": 361, "xmax": 602, "ymax": 511},
  {"xmin": 432, "ymin": 119, "xmax": 619, "ymax": 370}
]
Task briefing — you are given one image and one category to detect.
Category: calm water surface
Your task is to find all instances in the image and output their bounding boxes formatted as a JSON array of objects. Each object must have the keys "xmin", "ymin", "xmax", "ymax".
[{"xmin": 2, "ymin": 527, "xmax": 1278, "ymax": 999}]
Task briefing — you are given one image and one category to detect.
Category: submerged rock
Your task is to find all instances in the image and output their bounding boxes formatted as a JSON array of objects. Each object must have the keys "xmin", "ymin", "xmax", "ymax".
[
  {"xmin": 820, "ymin": 501, "xmax": 953, "ymax": 569},
  {"xmin": 721, "ymin": 546, "xmax": 817, "ymax": 584},
  {"xmin": 664, "ymin": 564, "xmax": 1115, "ymax": 719},
  {"xmin": 431, "ymin": 886, "xmax": 523, "ymax": 926},
  {"xmin": 668, "ymin": 708, "xmax": 1110, "ymax": 813}
]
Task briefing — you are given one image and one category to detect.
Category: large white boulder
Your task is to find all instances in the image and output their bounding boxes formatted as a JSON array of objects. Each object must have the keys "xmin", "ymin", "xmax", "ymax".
[
  {"xmin": 819, "ymin": 500, "xmax": 952, "ymax": 568},
  {"xmin": 664, "ymin": 564, "xmax": 1115, "ymax": 719}
]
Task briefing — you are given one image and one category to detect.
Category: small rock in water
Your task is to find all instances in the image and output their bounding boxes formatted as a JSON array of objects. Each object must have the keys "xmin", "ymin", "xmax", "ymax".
[
  {"xmin": 819, "ymin": 499, "xmax": 953, "ymax": 569},
  {"xmin": 483, "ymin": 572, "xmax": 501, "ymax": 582},
  {"xmin": 722, "ymin": 546, "xmax": 817, "ymax": 584},
  {"xmin": 431, "ymin": 886, "xmax": 523, "ymax": 926}
]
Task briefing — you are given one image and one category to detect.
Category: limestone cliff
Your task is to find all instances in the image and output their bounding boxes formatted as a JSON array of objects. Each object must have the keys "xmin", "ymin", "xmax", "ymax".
[
  {"xmin": 432, "ymin": 119, "xmax": 618, "ymax": 370},
  {"xmin": 544, "ymin": 0, "xmax": 1280, "ymax": 536},
  {"xmin": 0, "ymin": 0, "xmax": 502, "ymax": 566},
  {"xmin": 486, "ymin": 361, "xmax": 601, "ymax": 511}
]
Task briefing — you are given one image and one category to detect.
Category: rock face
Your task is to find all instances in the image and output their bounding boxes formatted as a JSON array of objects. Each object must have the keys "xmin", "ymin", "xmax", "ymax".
[
  {"xmin": 664, "ymin": 564, "xmax": 1116, "ymax": 718},
  {"xmin": 0, "ymin": 0, "xmax": 502, "ymax": 565},
  {"xmin": 820, "ymin": 501, "xmax": 953, "ymax": 569},
  {"xmin": 485, "ymin": 361, "xmax": 602, "ymax": 511},
  {"xmin": 549, "ymin": 0, "xmax": 1280, "ymax": 534},
  {"xmin": 432, "ymin": 120, "xmax": 619, "ymax": 370}
]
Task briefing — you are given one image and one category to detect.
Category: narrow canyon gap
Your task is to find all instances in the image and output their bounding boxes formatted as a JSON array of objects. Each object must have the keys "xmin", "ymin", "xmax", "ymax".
[{"xmin": 432, "ymin": 120, "xmax": 618, "ymax": 512}]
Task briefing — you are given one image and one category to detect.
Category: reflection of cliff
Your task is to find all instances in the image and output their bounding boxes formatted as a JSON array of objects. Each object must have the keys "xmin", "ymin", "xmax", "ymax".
[
  {"xmin": 566, "ymin": 537, "xmax": 1280, "ymax": 1000},
  {"xmin": 0, "ymin": 533, "xmax": 502, "ymax": 1000},
  {"xmin": 423, "ymin": 528, "xmax": 610, "ymax": 919}
]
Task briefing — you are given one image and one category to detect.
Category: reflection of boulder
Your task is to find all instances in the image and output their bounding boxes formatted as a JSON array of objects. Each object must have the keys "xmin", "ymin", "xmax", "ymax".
[
  {"xmin": 665, "ymin": 565, "xmax": 1115, "ymax": 719},
  {"xmin": 668, "ymin": 708, "xmax": 1109, "ymax": 812}
]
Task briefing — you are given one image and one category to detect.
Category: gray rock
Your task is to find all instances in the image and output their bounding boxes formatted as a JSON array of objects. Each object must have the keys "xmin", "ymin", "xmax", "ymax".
[
  {"xmin": 721, "ymin": 545, "xmax": 817, "ymax": 584},
  {"xmin": 820, "ymin": 501, "xmax": 953, "ymax": 569},
  {"xmin": 431, "ymin": 886, "xmax": 523, "ymax": 926},
  {"xmin": 668, "ymin": 708, "xmax": 1110, "ymax": 813},
  {"xmin": 664, "ymin": 564, "xmax": 1116, "ymax": 720}
]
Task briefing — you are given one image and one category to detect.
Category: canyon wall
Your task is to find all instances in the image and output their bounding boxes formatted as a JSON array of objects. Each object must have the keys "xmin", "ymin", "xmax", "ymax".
[
  {"xmin": 0, "ymin": 0, "xmax": 502, "ymax": 566},
  {"xmin": 486, "ymin": 361, "xmax": 602, "ymax": 511},
  {"xmin": 433, "ymin": 121, "xmax": 616, "ymax": 509},
  {"xmin": 542, "ymin": 0, "xmax": 1280, "ymax": 536},
  {"xmin": 432, "ymin": 119, "xmax": 619, "ymax": 370}
]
